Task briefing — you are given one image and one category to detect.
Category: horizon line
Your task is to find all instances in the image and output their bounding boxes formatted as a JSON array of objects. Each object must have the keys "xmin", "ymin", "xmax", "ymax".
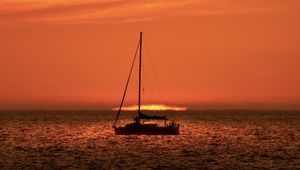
[{"xmin": 1, "ymin": 107, "xmax": 300, "ymax": 111}]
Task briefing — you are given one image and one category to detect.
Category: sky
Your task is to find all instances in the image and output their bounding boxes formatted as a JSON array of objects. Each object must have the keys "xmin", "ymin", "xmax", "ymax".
[{"xmin": 0, "ymin": 0, "xmax": 300, "ymax": 109}]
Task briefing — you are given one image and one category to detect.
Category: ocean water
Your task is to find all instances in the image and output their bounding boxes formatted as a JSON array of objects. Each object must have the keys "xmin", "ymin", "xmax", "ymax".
[{"xmin": 0, "ymin": 110, "xmax": 299, "ymax": 169}]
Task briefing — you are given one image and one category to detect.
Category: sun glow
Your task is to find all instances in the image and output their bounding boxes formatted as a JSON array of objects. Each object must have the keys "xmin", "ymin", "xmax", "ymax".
[{"xmin": 113, "ymin": 104, "xmax": 187, "ymax": 111}]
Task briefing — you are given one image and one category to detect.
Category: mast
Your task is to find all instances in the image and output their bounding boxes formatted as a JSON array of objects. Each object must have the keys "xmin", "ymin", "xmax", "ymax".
[{"xmin": 138, "ymin": 32, "xmax": 142, "ymax": 117}]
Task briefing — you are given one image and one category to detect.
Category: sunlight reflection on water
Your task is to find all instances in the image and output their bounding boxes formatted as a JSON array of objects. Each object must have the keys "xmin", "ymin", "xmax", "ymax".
[{"xmin": 0, "ymin": 110, "xmax": 299, "ymax": 169}]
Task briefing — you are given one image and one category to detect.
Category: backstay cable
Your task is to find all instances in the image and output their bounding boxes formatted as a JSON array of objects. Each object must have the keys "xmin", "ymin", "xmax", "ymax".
[{"xmin": 144, "ymin": 39, "xmax": 167, "ymax": 106}]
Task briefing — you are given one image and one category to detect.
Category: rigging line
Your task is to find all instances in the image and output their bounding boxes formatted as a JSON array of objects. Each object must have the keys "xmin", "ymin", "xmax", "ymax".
[
  {"xmin": 143, "ymin": 64, "xmax": 154, "ymax": 104},
  {"xmin": 114, "ymin": 40, "xmax": 140, "ymax": 127},
  {"xmin": 143, "ymin": 39, "xmax": 167, "ymax": 105}
]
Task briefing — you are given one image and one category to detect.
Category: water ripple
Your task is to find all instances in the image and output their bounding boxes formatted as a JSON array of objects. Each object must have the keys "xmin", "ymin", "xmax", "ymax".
[{"xmin": 0, "ymin": 110, "xmax": 299, "ymax": 169}]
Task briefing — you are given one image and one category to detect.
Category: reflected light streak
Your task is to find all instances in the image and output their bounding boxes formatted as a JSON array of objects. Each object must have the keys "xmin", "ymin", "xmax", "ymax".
[{"xmin": 113, "ymin": 104, "xmax": 187, "ymax": 111}]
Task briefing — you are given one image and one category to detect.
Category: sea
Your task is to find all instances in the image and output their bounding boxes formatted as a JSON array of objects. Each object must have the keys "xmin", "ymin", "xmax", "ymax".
[{"xmin": 0, "ymin": 110, "xmax": 299, "ymax": 169}]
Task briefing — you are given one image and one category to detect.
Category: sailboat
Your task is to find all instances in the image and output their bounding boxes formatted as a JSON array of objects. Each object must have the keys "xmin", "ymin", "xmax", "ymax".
[{"xmin": 113, "ymin": 32, "xmax": 180, "ymax": 135}]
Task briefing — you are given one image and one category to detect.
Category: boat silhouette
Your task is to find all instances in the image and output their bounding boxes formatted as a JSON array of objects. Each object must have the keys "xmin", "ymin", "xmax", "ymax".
[{"xmin": 113, "ymin": 32, "xmax": 180, "ymax": 135}]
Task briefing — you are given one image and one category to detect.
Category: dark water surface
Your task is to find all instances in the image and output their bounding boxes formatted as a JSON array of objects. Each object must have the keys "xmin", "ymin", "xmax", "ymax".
[{"xmin": 0, "ymin": 110, "xmax": 299, "ymax": 169}]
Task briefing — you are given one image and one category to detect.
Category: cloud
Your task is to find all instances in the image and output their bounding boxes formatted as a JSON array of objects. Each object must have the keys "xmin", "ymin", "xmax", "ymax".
[
  {"xmin": 0, "ymin": 0, "xmax": 199, "ymax": 24},
  {"xmin": 0, "ymin": 0, "xmax": 298, "ymax": 24}
]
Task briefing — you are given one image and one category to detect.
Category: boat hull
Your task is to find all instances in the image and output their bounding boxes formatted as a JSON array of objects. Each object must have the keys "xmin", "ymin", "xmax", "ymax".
[{"xmin": 114, "ymin": 123, "xmax": 179, "ymax": 135}]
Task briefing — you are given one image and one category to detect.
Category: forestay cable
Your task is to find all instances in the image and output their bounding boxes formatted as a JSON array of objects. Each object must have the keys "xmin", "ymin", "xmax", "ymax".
[{"xmin": 114, "ymin": 41, "xmax": 140, "ymax": 127}]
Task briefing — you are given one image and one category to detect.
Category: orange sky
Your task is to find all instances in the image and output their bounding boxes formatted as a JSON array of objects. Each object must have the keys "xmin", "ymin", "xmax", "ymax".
[{"xmin": 0, "ymin": 0, "xmax": 300, "ymax": 109}]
